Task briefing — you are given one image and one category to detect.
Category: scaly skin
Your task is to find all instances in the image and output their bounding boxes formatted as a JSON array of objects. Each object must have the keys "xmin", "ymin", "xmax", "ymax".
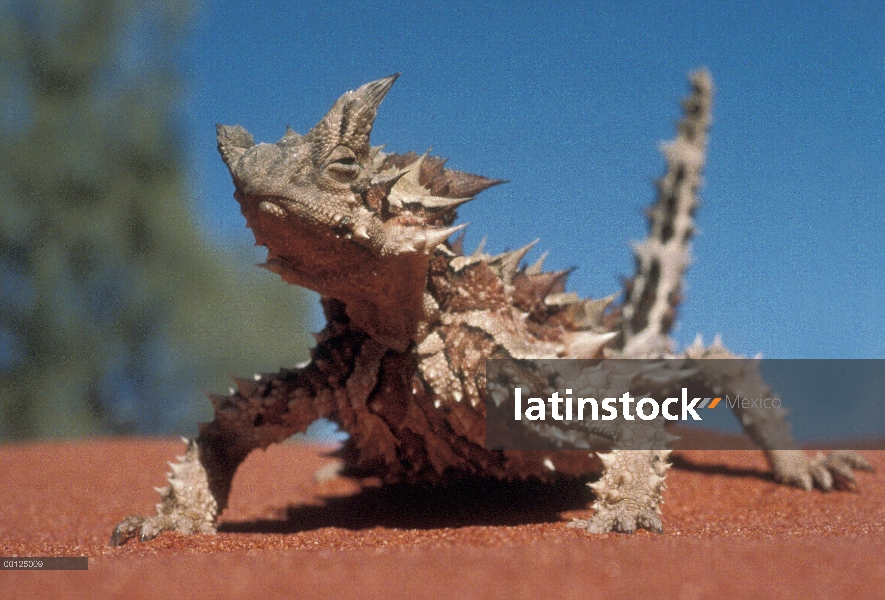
[{"xmin": 111, "ymin": 71, "xmax": 871, "ymax": 546}]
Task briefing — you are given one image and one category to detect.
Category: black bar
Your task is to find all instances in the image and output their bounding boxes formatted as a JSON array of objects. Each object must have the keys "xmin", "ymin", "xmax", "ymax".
[{"xmin": 1, "ymin": 557, "xmax": 88, "ymax": 570}]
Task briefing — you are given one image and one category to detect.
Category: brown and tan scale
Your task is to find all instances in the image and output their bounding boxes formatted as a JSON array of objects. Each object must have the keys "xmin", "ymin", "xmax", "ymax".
[{"xmin": 111, "ymin": 71, "xmax": 871, "ymax": 545}]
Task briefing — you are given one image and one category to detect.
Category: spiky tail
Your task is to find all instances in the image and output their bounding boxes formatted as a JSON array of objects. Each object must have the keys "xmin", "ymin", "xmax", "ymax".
[{"xmin": 619, "ymin": 69, "xmax": 713, "ymax": 357}]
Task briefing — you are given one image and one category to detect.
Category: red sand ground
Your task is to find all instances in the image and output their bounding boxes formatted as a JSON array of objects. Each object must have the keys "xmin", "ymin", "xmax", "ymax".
[{"xmin": 0, "ymin": 438, "xmax": 882, "ymax": 599}]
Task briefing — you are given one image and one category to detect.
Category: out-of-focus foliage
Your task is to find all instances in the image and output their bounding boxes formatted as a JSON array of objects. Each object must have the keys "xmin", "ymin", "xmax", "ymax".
[{"xmin": 0, "ymin": 0, "xmax": 311, "ymax": 439}]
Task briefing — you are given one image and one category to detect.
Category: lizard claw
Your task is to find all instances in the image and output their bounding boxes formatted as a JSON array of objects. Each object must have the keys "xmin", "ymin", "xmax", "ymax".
[
  {"xmin": 815, "ymin": 450, "xmax": 873, "ymax": 490},
  {"xmin": 110, "ymin": 516, "xmax": 145, "ymax": 546},
  {"xmin": 110, "ymin": 515, "xmax": 167, "ymax": 546}
]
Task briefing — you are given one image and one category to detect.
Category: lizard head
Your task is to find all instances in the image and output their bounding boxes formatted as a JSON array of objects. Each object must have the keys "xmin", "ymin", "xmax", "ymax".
[{"xmin": 217, "ymin": 75, "xmax": 504, "ymax": 350}]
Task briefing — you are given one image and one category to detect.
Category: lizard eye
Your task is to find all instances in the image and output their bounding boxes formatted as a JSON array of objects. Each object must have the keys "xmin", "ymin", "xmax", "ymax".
[{"xmin": 323, "ymin": 146, "xmax": 361, "ymax": 183}]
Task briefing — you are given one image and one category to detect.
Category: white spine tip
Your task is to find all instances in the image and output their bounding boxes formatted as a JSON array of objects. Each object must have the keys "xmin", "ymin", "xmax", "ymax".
[{"xmin": 422, "ymin": 223, "xmax": 469, "ymax": 252}]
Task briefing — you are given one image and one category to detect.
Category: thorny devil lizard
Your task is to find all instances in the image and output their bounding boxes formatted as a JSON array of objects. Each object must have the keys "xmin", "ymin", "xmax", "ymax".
[{"xmin": 112, "ymin": 69, "xmax": 872, "ymax": 545}]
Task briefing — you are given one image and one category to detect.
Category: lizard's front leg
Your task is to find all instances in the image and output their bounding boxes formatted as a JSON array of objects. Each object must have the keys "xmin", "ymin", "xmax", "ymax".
[
  {"xmin": 111, "ymin": 428, "xmax": 245, "ymax": 545},
  {"xmin": 567, "ymin": 416, "xmax": 675, "ymax": 534},
  {"xmin": 570, "ymin": 449, "xmax": 671, "ymax": 534},
  {"xmin": 111, "ymin": 373, "xmax": 325, "ymax": 546}
]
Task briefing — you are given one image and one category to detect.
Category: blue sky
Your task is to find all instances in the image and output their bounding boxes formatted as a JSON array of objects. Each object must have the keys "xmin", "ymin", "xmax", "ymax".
[{"xmin": 180, "ymin": 0, "xmax": 884, "ymax": 360}]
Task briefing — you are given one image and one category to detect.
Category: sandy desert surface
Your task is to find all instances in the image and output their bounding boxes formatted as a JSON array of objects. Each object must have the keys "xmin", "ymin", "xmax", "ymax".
[{"xmin": 0, "ymin": 438, "xmax": 882, "ymax": 599}]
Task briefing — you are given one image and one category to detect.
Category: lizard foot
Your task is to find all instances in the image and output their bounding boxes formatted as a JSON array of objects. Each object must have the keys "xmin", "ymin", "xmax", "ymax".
[
  {"xmin": 111, "ymin": 512, "xmax": 216, "ymax": 546},
  {"xmin": 769, "ymin": 449, "xmax": 873, "ymax": 491},
  {"xmin": 568, "ymin": 505, "xmax": 663, "ymax": 534},
  {"xmin": 568, "ymin": 449, "xmax": 669, "ymax": 534},
  {"xmin": 110, "ymin": 439, "xmax": 219, "ymax": 546}
]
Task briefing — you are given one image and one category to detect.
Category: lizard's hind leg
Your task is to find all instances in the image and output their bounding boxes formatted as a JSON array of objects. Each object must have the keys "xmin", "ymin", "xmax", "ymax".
[{"xmin": 683, "ymin": 336, "xmax": 873, "ymax": 491}]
